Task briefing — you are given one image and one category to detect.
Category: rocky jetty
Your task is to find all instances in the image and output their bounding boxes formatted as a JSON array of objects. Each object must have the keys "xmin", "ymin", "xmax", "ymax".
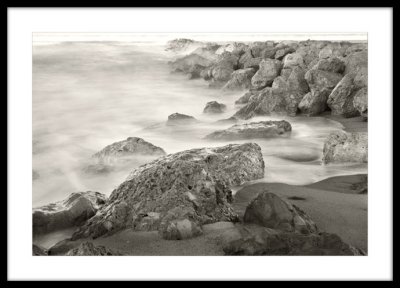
[
  {"xmin": 85, "ymin": 137, "xmax": 166, "ymax": 173},
  {"xmin": 66, "ymin": 242, "xmax": 121, "ymax": 256},
  {"xmin": 205, "ymin": 120, "xmax": 292, "ymax": 140},
  {"xmin": 167, "ymin": 39, "xmax": 367, "ymax": 119},
  {"xmin": 203, "ymin": 101, "xmax": 226, "ymax": 114},
  {"xmin": 166, "ymin": 113, "xmax": 198, "ymax": 125},
  {"xmin": 322, "ymin": 131, "xmax": 368, "ymax": 164},
  {"xmin": 32, "ymin": 191, "xmax": 107, "ymax": 235},
  {"xmin": 71, "ymin": 143, "xmax": 265, "ymax": 240},
  {"xmin": 221, "ymin": 192, "xmax": 365, "ymax": 255}
]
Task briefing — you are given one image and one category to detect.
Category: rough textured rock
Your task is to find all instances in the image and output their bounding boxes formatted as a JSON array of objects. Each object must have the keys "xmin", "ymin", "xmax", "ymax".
[
  {"xmin": 353, "ymin": 87, "xmax": 368, "ymax": 118},
  {"xmin": 207, "ymin": 52, "xmax": 239, "ymax": 84},
  {"xmin": 235, "ymin": 91, "xmax": 254, "ymax": 105},
  {"xmin": 243, "ymin": 57, "xmax": 262, "ymax": 70},
  {"xmin": 86, "ymin": 137, "xmax": 166, "ymax": 173},
  {"xmin": 191, "ymin": 43, "xmax": 221, "ymax": 62},
  {"xmin": 203, "ymin": 101, "xmax": 226, "ymax": 114},
  {"xmin": 353, "ymin": 66, "xmax": 368, "ymax": 89},
  {"xmin": 66, "ymin": 242, "xmax": 121, "ymax": 256},
  {"xmin": 33, "ymin": 244, "xmax": 48, "ymax": 256},
  {"xmin": 283, "ymin": 53, "xmax": 305, "ymax": 69},
  {"xmin": 251, "ymin": 59, "xmax": 283, "ymax": 89},
  {"xmin": 71, "ymin": 143, "xmax": 265, "ymax": 240},
  {"xmin": 165, "ymin": 38, "xmax": 200, "ymax": 53},
  {"xmin": 32, "ymin": 191, "xmax": 107, "ymax": 235},
  {"xmin": 298, "ymin": 68, "xmax": 343, "ymax": 115},
  {"xmin": 274, "ymin": 46, "xmax": 296, "ymax": 60},
  {"xmin": 234, "ymin": 87, "xmax": 287, "ymax": 119},
  {"xmin": 322, "ymin": 131, "xmax": 368, "ymax": 164},
  {"xmin": 205, "ymin": 121, "xmax": 292, "ymax": 140},
  {"xmin": 158, "ymin": 207, "xmax": 203, "ymax": 240},
  {"xmin": 327, "ymin": 73, "xmax": 360, "ymax": 117},
  {"xmin": 243, "ymin": 192, "xmax": 317, "ymax": 234},
  {"xmin": 166, "ymin": 113, "xmax": 198, "ymax": 125},
  {"xmin": 271, "ymin": 66, "xmax": 309, "ymax": 116},
  {"xmin": 221, "ymin": 224, "xmax": 365, "ymax": 256},
  {"xmin": 313, "ymin": 57, "xmax": 345, "ymax": 73},
  {"xmin": 344, "ymin": 50, "xmax": 368, "ymax": 75},
  {"xmin": 216, "ymin": 42, "xmax": 247, "ymax": 57},
  {"xmin": 222, "ymin": 68, "xmax": 255, "ymax": 90}
]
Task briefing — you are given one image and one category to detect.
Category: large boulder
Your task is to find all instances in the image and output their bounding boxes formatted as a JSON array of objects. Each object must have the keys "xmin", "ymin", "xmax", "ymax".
[
  {"xmin": 205, "ymin": 121, "xmax": 292, "ymax": 140},
  {"xmin": 274, "ymin": 46, "xmax": 296, "ymax": 60},
  {"xmin": 251, "ymin": 59, "xmax": 283, "ymax": 89},
  {"xmin": 222, "ymin": 68, "xmax": 255, "ymax": 90},
  {"xmin": 71, "ymin": 143, "xmax": 265, "ymax": 240},
  {"xmin": 283, "ymin": 53, "xmax": 305, "ymax": 69},
  {"xmin": 353, "ymin": 87, "xmax": 368, "ymax": 118},
  {"xmin": 166, "ymin": 113, "xmax": 198, "ymax": 125},
  {"xmin": 66, "ymin": 242, "xmax": 121, "ymax": 256},
  {"xmin": 322, "ymin": 131, "xmax": 368, "ymax": 164},
  {"xmin": 203, "ymin": 101, "xmax": 226, "ymax": 114},
  {"xmin": 243, "ymin": 57, "xmax": 262, "ymax": 70},
  {"xmin": 85, "ymin": 137, "xmax": 166, "ymax": 173},
  {"xmin": 233, "ymin": 87, "xmax": 287, "ymax": 119},
  {"xmin": 243, "ymin": 192, "xmax": 317, "ymax": 234},
  {"xmin": 221, "ymin": 224, "xmax": 365, "ymax": 256},
  {"xmin": 32, "ymin": 191, "xmax": 107, "ymax": 235},
  {"xmin": 207, "ymin": 52, "xmax": 240, "ymax": 85},
  {"xmin": 327, "ymin": 73, "xmax": 360, "ymax": 117},
  {"xmin": 298, "ymin": 68, "xmax": 343, "ymax": 115}
]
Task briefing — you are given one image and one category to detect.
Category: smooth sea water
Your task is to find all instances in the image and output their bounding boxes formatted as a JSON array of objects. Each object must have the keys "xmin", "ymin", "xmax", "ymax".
[{"xmin": 32, "ymin": 41, "xmax": 367, "ymax": 207}]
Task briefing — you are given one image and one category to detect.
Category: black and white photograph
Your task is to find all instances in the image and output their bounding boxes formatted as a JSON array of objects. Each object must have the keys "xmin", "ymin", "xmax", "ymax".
[{"xmin": 7, "ymin": 7, "xmax": 393, "ymax": 281}]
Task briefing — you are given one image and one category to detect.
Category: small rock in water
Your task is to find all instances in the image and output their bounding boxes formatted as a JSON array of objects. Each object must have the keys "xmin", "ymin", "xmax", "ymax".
[
  {"xmin": 166, "ymin": 113, "xmax": 198, "ymax": 125},
  {"xmin": 205, "ymin": 120, "xmax": 292, "ymax": 141},
  {"xmin": 203, "ymin": 101, "xmax": 226, "ymax": 114}
]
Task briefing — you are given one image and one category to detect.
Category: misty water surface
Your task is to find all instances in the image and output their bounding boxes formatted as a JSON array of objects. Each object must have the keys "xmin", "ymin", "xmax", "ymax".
[{"xmin": 32, "ymin": 42, "xmax": 367, "ymax": 207}]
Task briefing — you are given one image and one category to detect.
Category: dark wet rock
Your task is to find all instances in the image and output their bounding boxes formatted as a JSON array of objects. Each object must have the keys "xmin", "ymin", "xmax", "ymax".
[
  {"xmin": 243, "ymin": 192, "xmax": 317, "ymax": 234},
  {"xmin": 221, "ymin": 224, "xmax": 365, "ymax": 255},
  {"xmin": 66, "ymin": 242, "xmax": 122, "ymax": 256},
  {"xmin": 48, "ymin": 239, "xmax": 78, "ymax": 255},
  {"xmin": 205, "ymin": 121, "xmax": 292, "ymax": 141},
  {"xmin": 327, "ymin": 73, "xmax": 360, "ymax": 117},
  {"xmin": 86, "ymin": 137, "xmax": 166, "ymax": 173},
  {"xmin": 298, "ymin": 68, "xmax": 343, "ymax": 115},
  {"xmin": 71, "ymin": 143, "xmax": 265, "ymax": 240},
  {"xmin": 322, "ymin": 131, "xmax": 368, "ymax": 164},
  {"xmin": 33, "ymin": 244, "xmax": 48, "ymax": 256},
  {"xmin": 203, "ymin": 101, "xmax": 226, "ymax": 114},
  {"xmin": 251, "ymin": 59, "xmax": 283, "ymax": 89},
  {"xmin": 32, "ymin": 191, "xmax": 107, "ymax": 235},
  {"xmin": 261, "ymin": 47, "xmax": 278, "ymax": 59},
  {"xmin": 313, "ymin": 57, "xmax": 346, "ymax": 73},
  {"xmin": 166, "ymin": 113, "xmax": 198, "ymax": 125},
  {"xmin": 353, "ymin": 87, "xmax": 368, "ymax": 118},
  {"xmin": 222, "ymin": 68, "xmax": 255, "ymax": 90}
]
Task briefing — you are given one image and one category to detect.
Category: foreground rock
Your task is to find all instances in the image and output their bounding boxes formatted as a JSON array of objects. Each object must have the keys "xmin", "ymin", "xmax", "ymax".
[
  {"xmin": 205, "ymin": 121, "xmax": 291, "ymax": 140},
  {"xmin": 72, "ymin": 143, "xmax": 265, "ymax": 240},
  {"xmin": 166, "ymin": 113, "xmax": 198, "ymax": 125},
  {"xmin": 66, "ymin": 242, "xmax": 121, "ymax": 256},
  {"xmin": 353, "ymin": 87, "xmax": 368, "ymax": 118},
  {"xmin": 33, "ymin": 244, "xmax": 48, "ymax": 256},
  {"xmin": 222, "ymin": 192, "xmax": 365, "ymax": 255},
  {"xmin": 203, "ymin": 101, "xmax": 226, "ymax": 114},
  {"xmin": 85, "ymin": 137, "xmax": 166, "ymax": 173},
  {"xmin": 33, "ymin": 191, "xmax": 107, "ymax": 235},
  {"xmin": 221, "ymin": 224, "xmax": 365, "ymax": 255},
  {"xmin": 322, "ymin": 131, "xmax": 368, "ymax": 164}
]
